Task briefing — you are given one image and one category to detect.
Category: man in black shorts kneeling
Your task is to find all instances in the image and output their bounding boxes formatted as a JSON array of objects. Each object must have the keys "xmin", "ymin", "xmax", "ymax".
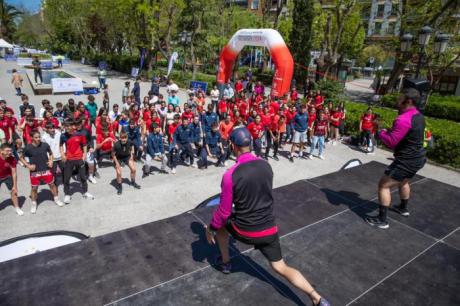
[
  {"xmin": 205, "ymin": 127, "xmax": 330, "ymax": 306},
  {"xmin": 112, "ymin": 131, "xmax": 141, "ymax": 195}
]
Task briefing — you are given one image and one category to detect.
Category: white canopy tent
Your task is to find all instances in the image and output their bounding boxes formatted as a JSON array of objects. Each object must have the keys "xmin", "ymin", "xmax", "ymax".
[{"xmin": 0, "ymin": 39, "xmax": 14, "ymax": 57}]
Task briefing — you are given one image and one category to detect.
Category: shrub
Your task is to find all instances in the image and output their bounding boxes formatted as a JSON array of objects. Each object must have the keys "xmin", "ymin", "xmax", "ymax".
[
  {"xmin": 343, "ymin": 101, "xmax": 460, "ymax": 168},
  {"xmin": 314, "ymin": 79, "xmax": 345, "ymax": 100}
]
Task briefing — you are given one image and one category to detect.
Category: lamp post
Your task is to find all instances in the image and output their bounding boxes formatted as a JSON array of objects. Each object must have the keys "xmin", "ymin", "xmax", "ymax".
[
  {"xmin": 415, "ymin": 25, "xmax": 432, "ymax": 79},
  {"xmin": 180, "ymin": 31, "xmax": 192, "ymax": 72},
  {"xmin": 400, "ymin": 33, "xmax": 413, "ymax": 53},
  {"xmin": 433, "ymin": 33, "xmax": 450, "ymax": 54}
]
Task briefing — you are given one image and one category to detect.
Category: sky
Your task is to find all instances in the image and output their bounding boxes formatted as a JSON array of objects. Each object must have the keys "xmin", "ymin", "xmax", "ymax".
[{"xmin": 7, "ymin": 0, "xmax": 41, "ymax": 13}]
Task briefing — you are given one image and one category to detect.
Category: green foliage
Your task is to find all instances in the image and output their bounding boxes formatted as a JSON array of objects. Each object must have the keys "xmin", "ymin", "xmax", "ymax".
[
  {"xmin": 314, "ymin": 79, "xmax": 345, "ymax": 100},
  {"xmin": 289, "ymin": 0, "xmax": 314, "ymax": 83},
  {"xmin": 343, "ymin": 101, "xmax": 460, "ymax": 168},
  {"xmin": 18, "ymin": 53, "xmax": 51, "ymax": 59},
  {"xmin": 381, "ymin": 93, "xmax": 460, "ymax": 122},
  {"xmin": 356, "ymin": 45, "xmax": 389, "ymax": 67},
  {"xmin": 0, "ymin": 0, "xmax": 22, "ymax": 40}
]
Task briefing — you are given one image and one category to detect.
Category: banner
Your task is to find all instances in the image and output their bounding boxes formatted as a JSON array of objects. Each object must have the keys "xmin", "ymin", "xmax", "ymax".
[
  {"xmin": 17, "ymin": 58, "xmax": 32, "ymax": 66},
  {"xmin": 51, "ymin": 78, "xmax": 83, "ymax": 93},
  {"xmin": 40, "ymin": 61, "xmax": 53, "ymax": 69},
  {"xmin": 98, "ymin": 61, "xmax": 107, "ymax": 70},
  {"xmin": 167, "ymin": 52, "xmax": 179, "ymax": 76},
  {"xmin": 131, "ymin": 67, "xmax": 139, "ymax": 78},
  {"xmin": 189, "ymin": 80, "xmax": 208, "ymax": 93},
  {"xmin": 140, "ymin": 48, "xmax": 146, "ymax": 70},
  {"xmin": 4, "ymin": 55, "xmax": 16, "ymax": 61}
]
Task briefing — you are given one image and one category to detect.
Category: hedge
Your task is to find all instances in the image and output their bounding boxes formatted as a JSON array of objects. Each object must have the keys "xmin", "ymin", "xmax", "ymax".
[
  {"xmin": 343, "ymin": 101, "xmax": 460, "ymax": 168},
  {"xmin": 381, "ymin": 93, "xmax": 460, "ymax": 122}
]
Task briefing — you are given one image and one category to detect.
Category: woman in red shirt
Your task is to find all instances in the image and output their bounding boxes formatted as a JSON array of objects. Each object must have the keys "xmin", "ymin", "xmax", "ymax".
[
  {"xmin": 41, "ymin": 110, "xmax": 60, "ymax": 129},
  {"xmin": 247, "ymin": 114, "xmax": 264, "ymax": 157},
  {"xmin": 218, "ymin": 99, "xmax": 228, "ymax": 120},
  {"xmin": 284, "ymin": 105, "xmax": 296, "ymax": 144},
  {"xmin": 314, "ymin": 90, "xmax": 324, "ymax": 110},
  {"xmin": 329, "ymin": 106, "xmax": 342, "ymax": 144},
  {"xmin": 359, "ymin": 107, "xmax": 377, "ymax": 151},
  {"xmin": 307, "ymin": 107, "xmax": 316, "ymax": 145}
]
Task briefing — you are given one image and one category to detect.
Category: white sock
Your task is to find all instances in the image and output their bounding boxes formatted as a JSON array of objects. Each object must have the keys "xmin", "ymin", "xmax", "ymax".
[
  {"xmin": 54, "ymin": 196, "xmax": 59, "ymax": 202},
  {"xmin": 32, "ymin": 201, "xmax": 37, "ymax": 206}
]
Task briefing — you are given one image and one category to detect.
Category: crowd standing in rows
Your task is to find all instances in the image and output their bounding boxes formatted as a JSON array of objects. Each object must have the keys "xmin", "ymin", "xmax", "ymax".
[{"xmin": 1, "ymin": 76, "xmax": 382, "ymax": 216}]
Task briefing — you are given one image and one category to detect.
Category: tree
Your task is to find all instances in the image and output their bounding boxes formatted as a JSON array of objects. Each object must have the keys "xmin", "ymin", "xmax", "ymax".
[
  {"xmin": 0, "ymin": 0, "xmax": 22, "ymax": 40},
  {"xmin": 289, "ymin": 0, "xmax": 314, "ymax": 85}
]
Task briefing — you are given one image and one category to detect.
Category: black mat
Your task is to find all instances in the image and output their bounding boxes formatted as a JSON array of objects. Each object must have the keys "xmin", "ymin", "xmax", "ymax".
[
  {"xmin": 0, "ymin": 162, "xmax": 458, "ymax": 306},
  {"xmin": 351, "ymin": 243, "xmax": 460, "ymax": 305}
]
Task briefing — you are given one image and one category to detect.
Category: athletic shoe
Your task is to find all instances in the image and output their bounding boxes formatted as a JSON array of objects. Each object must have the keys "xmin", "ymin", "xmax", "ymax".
[
  {"xmin": 390, "ymin": 204, "xmax": 410, "ymax": 217},
  {"xmin": 224, "ymin": 161, "xmax": 229, "ymax": 167},
  {"xmin": 64, "ymin": 195, "xmax": 71, "ymax": 204},
  {"xmin": 317, "ymin": 297, "xmax": 331, "ymax": 306},
  {"xmin": 55, "ymin": 200, "xmax": 65, "ymax": 207},
  {"xmin": 16, "ymin": 208, "xmax": 24, "ymax": 216},
  {"xmin": 216, "ymin": 256, "xmax": 232, "ymax": 274},
  {"xmin": 160, "ymin": 169, "xmax": 169, "ymax": 174},
  {"xmin": 30, "ymin": 202, "xmax": 37, "ymax": 214},
  {"xmin": 142, "ymin": 172, "xmax": 149, "ymax": 178},
  {"xmin": 318, "ymin": 155, "xmax": 325, "ymax": 160},
  {"xmin": 199, "ymin": 165, "xmax": 208, "ymax": 170},
  {"xmin": 308, "ymin": 154, "xmax": 313, "ymax": 160},
  {"xmin": 171, "ymin": 168, "xmax": 176, "ymax": 174},
  {"xmin": 216, "ymin": 162, "xmax": 225, "ymax": 168},
  {"xmin": 131, "ymin": 181, "xmax": 141, "ymax": 189},
  {"xmin": 88, "ymin": 176, "xmax": 97, "ymax": 184},
  {"xmin": 273, "ymin": 155, "xmax": 279, "ymax": 161},
  {"xmin": 83, "ymin": 192, "xmax": 95, "ymax": 200},
  {"xmin": 191, "ymin": 163, "xmax": 197, "ymax": 168},
  {"xmin": 94, "ymin": 172, "xmax": 101, "ymax": 179},
  {"xmin": 117, "ymin": 186, "xmax": 122, "ymax": 195},
  {"xmin": 289, "ymin": 156, "xmax": 294, "ymax": 163},
  {"xmin": 365, "ymin": 216, "xmax": 389, "ymax": 229}
]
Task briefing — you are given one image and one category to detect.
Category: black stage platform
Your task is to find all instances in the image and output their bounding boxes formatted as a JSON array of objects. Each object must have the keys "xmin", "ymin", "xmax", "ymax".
[{"xmin": 1, "ymin": 161, "xmax": 459, "ymax": 305}]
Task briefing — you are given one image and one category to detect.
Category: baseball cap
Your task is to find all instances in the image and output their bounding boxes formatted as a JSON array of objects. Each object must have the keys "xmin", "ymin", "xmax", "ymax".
[{"xmin": 230, "ymin": 127, "xmax": 252, "ymax": 147}]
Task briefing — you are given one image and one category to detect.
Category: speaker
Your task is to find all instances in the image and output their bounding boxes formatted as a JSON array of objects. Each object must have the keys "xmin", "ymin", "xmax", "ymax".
[{"xmin": 402, "ymin": 78, "xmax": 430, "ymax": 112}]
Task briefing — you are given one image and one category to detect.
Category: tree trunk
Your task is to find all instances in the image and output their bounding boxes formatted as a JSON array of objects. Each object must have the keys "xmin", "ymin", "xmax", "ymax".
[{"xmin": 191, "ymin": 41, "xmax": 197, "ymax": 80}]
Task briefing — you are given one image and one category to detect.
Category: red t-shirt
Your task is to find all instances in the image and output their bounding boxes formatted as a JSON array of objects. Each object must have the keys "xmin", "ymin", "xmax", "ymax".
[
  {"xmin": 219, "ymin": 121, "xmax": 234, "ymax": 140},
  {"xmin": 181, "ymin": 111, "xmax": 194, "ymax": 122},
  {"xmin": 314, "ymin": 119, "xmax": 328, "ymax": 136},
  {"xmin": 330, "ymin": 111, "xmax": 342, "ymax": 127},
  {"xmin": 238, "ymin": 101, "xmax": 248, "ymax": 116},
  {"xmin": 96, "ymin": 133, "xmax": 116, "ymax": 152},
  {"xmin": 41, "ymin": 117, "xmax": 59, "ymax": 129},
  {"xmin": 260, "ymin": 113, "xmax": 272, "ymax": 128},
  {"xmin": 361, "ymin": 114, "xmax": 376, "ymax": 131},
  {"xmin": 23, "ymin": 120, "xmax": 40, "ymax": 144},
  {"xmin": 61, "ymin": 131, "xmax": 87, "ymax": 160},
  {"xmin": 308, "ymin": 113, "xmax": 316, "ymax": 128},
  {"xmin": 0, "ymin": 118, "xmax": 11, "ymax": 140},
  {"xmin": 168, "ymin": 122, "xmax": 179, "ymax": 143},
  {"xmin": 143, "ymin": 110, "xmax": 151, "ymax": 121},
  {"xmin": 290, "ymin": 91, "xmax": 298, "ymax": 101},
  {"xmin": 218, "ymin": 101, "xmax": 228, "ymax": 114},
  {"xmin": 145, "ymin": 117, "xmax": 161, "ymax": 133},
  {"xmin": 7, "ymin": 117, "xmax": 18, "ymax": 132},
  {"xmin": 270, "ymin": 115, "xmax": 280, "ymax": 132},
  {"xmin": 0, "ymin": 155, "xmax": 16, "ymax": 179},
  {"xmin": 285, "ymin": 110, "xmax": 296, "ymax": 124},
  {"xmin": 315, "ymin": 95, "xmax": 324, "ymax": 109},
  {"xmin": 247, "ymin": 122, "xmax": 264, "ymax": 139},
  {"xmin": 269, "ymin": 102, "xmax": 280, "ymax": 114}
]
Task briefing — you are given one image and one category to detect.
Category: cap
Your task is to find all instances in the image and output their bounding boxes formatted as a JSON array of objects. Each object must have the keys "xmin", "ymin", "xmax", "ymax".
[{"xmin": 230, "ymin": 127, "xmax": 252, "ymax": 147}]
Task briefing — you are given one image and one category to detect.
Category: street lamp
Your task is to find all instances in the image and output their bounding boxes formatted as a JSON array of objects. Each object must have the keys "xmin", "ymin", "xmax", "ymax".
[
  {"xmin": 434, "ymin": 33, "xmax": 450, "ymax": 54},
  {"xmin": 400, "ymin": 33, "xmax": 413, "ymax": 53},
  {"xmin": 180, "ymin": 31, "xmax": 192, "ymax": 71},
  {"xmin": 417, "ymin": 26, "xmax": 433, "ymax": 46}
]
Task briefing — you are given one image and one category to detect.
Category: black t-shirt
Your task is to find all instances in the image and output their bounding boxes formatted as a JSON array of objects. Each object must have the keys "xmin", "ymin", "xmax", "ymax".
[
  {"xmin": 113, "ymin": 140, "xmax": 133, "ymax": 160},
  {"xmin": 24, "ymin": 142, "xmax": 52, "ymax": 173},
  {"xmin": 32, "ymin": 59, "xmax": 41, "ymax": 71}
]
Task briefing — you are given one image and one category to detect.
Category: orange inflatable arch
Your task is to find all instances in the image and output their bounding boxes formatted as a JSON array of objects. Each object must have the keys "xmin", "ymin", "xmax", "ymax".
[{"xmin": 217, "ymin": 29, "xmax": 294, "ymax": 97}]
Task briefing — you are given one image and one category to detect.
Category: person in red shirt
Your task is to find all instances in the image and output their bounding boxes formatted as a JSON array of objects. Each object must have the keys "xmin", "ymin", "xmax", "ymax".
[
  {"xmin": 308, "ymin": 110, "xmax": 328, "ymax": 160},
  {"xmin": 219, "ymin": 115, "xmax": 234, "ymax": 163},
  {"xmin": 359, "ymin": 107, "xmax": 377, "ymax": 151},
  {"xmin": 0, "ymin": 109, "xmax": 12, "ymax": 145},
  {"xmin": 290, "ymin": 87, "xmax": 298, "ymax": 102},
  {"xmin": 265, "ymin": 113, "xmax": 282, "ymax": 161},
  {"xmin": 237, "ymin": 98, "xmax": 248, "ymax": 118},
  {"xmin": 314, "ymin": 90, "xmax": 324, "ymax": 110},
  {"xmin": 0, "ymin": 143, "xmax": 21, "ymax": 215},
  {"xmin": 42, "ymin": 110, "xmax": 60, "ymax": 129},
  {"xmin": 95, "ymin": 109, "xmax": 112, "ymax": 136},
  {"xmin": 307, "ymin": 107, "xmax": 316, "ymax": 145},
  {"xmin": 235, "ymin": 79, "xmax": 244, "ymax": 94},
  {"xmin": 260, "ymin": 107, "xmax": 272, "ymax": 129},
  {"xmin": 218, "ymin": 99, "xmax": 228, "ymax": 120},
  {"xmin": 168, "ymin": 114, "xmax": 181, "ymax": 144},
  {"xmin": 269, "ymin": 99, "xmax": 281, "ymax": 115},
  {"xmin": 60, "ymin": 119, "xmax": 93, "ymax": 204},
  {"xmin": 21, "ymin": 115, "xmax": 40, "ymax": 145},
  {"xmin": 96, "ymin": 128, "xmax": 116, "ymax": 164},
  {"xmin": 247, "ymin": 114, "xmax": 264, "ymax": 157},
  {"xmin": 329, "ymin": 106, "xmax": 342, "ymax": 144},
  {"xmin": 181, "ymin": 105, "xmax": 194, "ymax": 122},
  {"xmin": 144, "ymin": 111, "xmax": 161, "ymax": 136},
  {"xmin": 284, "ymin": 105, "xmax": 296, "ymax": 144}
]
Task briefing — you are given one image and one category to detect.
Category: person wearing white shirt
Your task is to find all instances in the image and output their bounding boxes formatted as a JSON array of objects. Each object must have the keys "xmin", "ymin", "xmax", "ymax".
[
  {"xmin": 210, "ymin": 86, "xmax": 220, "ymax": 112},
  {"xmin": 223, "ymin": 83, "xmax": 234, "ymax": 100},
  {"xmin": 41, "ymin": 122, "xmax": 63, "ymax": 185},
  {"xmin": 109, "ymin": 104, "xmax": 120, "ymax": 121}
]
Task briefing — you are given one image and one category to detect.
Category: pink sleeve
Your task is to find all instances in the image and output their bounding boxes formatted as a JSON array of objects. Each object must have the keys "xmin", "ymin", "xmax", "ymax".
[
  {"xmin": 379, "ymin": 115, "xmax": 411, "ymax": 149},
  {"xmin": 210, "ymin": 171, "xmax": 233, "ymax": 230}
]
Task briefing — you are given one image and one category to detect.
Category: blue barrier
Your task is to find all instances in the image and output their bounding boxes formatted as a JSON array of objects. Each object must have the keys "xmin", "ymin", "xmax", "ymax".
[{"xmin": 189, "ymin": 80, "xmax": 208, "ymax": 93}]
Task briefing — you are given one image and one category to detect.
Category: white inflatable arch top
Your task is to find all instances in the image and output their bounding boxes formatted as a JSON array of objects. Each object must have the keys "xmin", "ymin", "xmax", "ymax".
[{"xmin": 217, "ymin": 29, "xmax": 294, "ymax": 97}]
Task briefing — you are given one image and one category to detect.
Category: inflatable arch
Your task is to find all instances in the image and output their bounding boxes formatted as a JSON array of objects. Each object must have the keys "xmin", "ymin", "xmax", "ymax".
[{"xmin": 217, "ymin": 29, "xmax": 294, "ymax": 97}]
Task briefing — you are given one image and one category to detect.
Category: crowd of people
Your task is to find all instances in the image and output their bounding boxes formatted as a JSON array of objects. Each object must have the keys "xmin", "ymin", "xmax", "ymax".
[{"xmin": 1, "ymin": 76, "xmax": 381, "ymax": 216}]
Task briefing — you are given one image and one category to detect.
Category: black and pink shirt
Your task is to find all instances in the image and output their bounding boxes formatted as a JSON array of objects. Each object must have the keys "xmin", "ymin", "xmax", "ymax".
[{"xmin": 210, "ymin": 152, "xmax": 277, "ymax": 238}]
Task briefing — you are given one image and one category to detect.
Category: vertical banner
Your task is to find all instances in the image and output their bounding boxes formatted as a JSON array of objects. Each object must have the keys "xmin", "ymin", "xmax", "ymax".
[
  {"xmin": 139, "ymin": 48, "xmax": 147, "ymax": 70},
  {"xmin": 167, "ymin": 52, "xmax": 179, "ymax": 76}
]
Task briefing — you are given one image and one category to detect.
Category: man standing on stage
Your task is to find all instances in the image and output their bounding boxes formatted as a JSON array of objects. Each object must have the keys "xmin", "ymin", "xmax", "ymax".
[
  {"xmin": 205, "ymin": 127, "xmax": 330, "ymax": 306},
  {"xmin": 366, "ymin": 88, "xmax": 426, "ymax": 229}
]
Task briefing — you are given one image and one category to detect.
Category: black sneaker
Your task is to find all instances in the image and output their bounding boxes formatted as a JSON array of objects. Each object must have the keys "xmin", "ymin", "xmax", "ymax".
[
  {"xmin": 365, "ymin": 215, "xmax": 389, "ymax": 229},
  {"xmin": 216, "ymin": 255, "xmax": 232, "ymax": 274},
  {"xmin": 289, "ymin": 156, "xmax": 294, "ymax": 163},
  {"xmin": 131, "ymin": 181, "xmax": 141, "ymax": 189},
  {"xmin": 142, "ymin": 172, "xmax": 149, "ymax": 178},
  {"xmin": 273, "ymin": 155, "xmax": 279, "ymax": 161},
  {"xmin": 390, "ymin": 205, "xmax": 410, "ymax": 217},
  {"xmin": 117, "ymin": 186, "xmax": 123, "ymax": 195}
]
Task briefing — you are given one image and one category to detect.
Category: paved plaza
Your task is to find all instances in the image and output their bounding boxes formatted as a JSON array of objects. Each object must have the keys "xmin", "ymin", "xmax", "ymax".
[{"xmin": 0, "ymin": 60, "xmax": 458, "ymax": 242}]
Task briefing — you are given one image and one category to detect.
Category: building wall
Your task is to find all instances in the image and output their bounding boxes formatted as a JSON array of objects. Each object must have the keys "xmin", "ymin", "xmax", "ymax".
[{"xmin": 367, "ymin": 0, "xmax": 401, "ymax": 38}]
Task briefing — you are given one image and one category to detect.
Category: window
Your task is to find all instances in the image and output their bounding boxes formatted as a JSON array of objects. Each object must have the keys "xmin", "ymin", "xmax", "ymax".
[
  {"xmin": 251, "ymin": 0, "xmax": 259, "ymax": 10},
  {"xmin": 387, "ymin": 22, "xmax": 395, "ymax": 35},
  {"xmin": 377, "ymin": 4, "xmax": 385, "ymax": 18},
  {"xmin": 374, "ymin": 22, "xmax": 382, "ymax": 35},
  {"xmin": 433, "ymin": 76, "xmax": 458, "ymax": 95},
  {"xmin": 390, "ymin": 3, "xmax": 399, "ymax": 16}
]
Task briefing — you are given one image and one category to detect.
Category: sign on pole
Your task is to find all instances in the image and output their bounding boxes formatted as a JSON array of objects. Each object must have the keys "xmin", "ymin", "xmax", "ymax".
[{"xmin": 51, "ymin": 78, "xmax": 84, "ymax": 93}]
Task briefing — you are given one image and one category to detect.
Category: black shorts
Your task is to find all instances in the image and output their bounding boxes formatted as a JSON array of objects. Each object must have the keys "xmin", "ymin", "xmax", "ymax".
[
  {"xmin": 225, "ymin": 219, "xmax": 282, "ymax": 262},
  {"xmin": 0, "ymin": 176, "xmax": 14, "ymax": 190},
  {"xmin": 385, "ymin": 158, "xmax": 426, "ymax": 182},
  {"xmin": 115, "ymin": 157, "xmax": 130, "ymax": 167}
]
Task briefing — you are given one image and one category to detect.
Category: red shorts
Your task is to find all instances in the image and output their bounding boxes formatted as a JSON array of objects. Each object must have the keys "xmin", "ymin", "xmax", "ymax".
[{"xmin": 30, "ymin": 170, "xmax": 54, "ymax": 187}]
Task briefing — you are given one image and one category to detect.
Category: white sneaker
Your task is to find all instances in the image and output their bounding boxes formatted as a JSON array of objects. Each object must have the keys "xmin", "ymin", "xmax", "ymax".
[
  {"xmin": 88, "ymin": 176, "xmax": 97, "ymax": 184},
  {"xmin": 55, "ymin": 200, "xmax": 65, "ymax": 207},
  {"xmin": 319, "ymin": 155, "xmax": 325, "ymax": 160},
  {"xmin": 171, "ymin": 168, "xmax": 176, "ymax": 174},
  {"xmin": 16, "ymin": 208, "xmax": 24, "ymax": 216},
  {"xmin": 224, "ymin": 161, "xmax": 228, "ymax": 167},
  {"xmin": 191, "ymin": 163, "xmax": 197, "ymax": 168},
  {"xmin": 31, "ymin": 202, "xmax": 37, "ymax": 214},
  {"xmin": 308, "ymin": 154, "xmax": 313, "ymax": 160},
  {"xmin": 64, "ymin": 195, "xmax": 71, "ymax": 204},
  {"xmin": 83, "ymin": 192, "xmax": 94, "ymax": 200}
]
